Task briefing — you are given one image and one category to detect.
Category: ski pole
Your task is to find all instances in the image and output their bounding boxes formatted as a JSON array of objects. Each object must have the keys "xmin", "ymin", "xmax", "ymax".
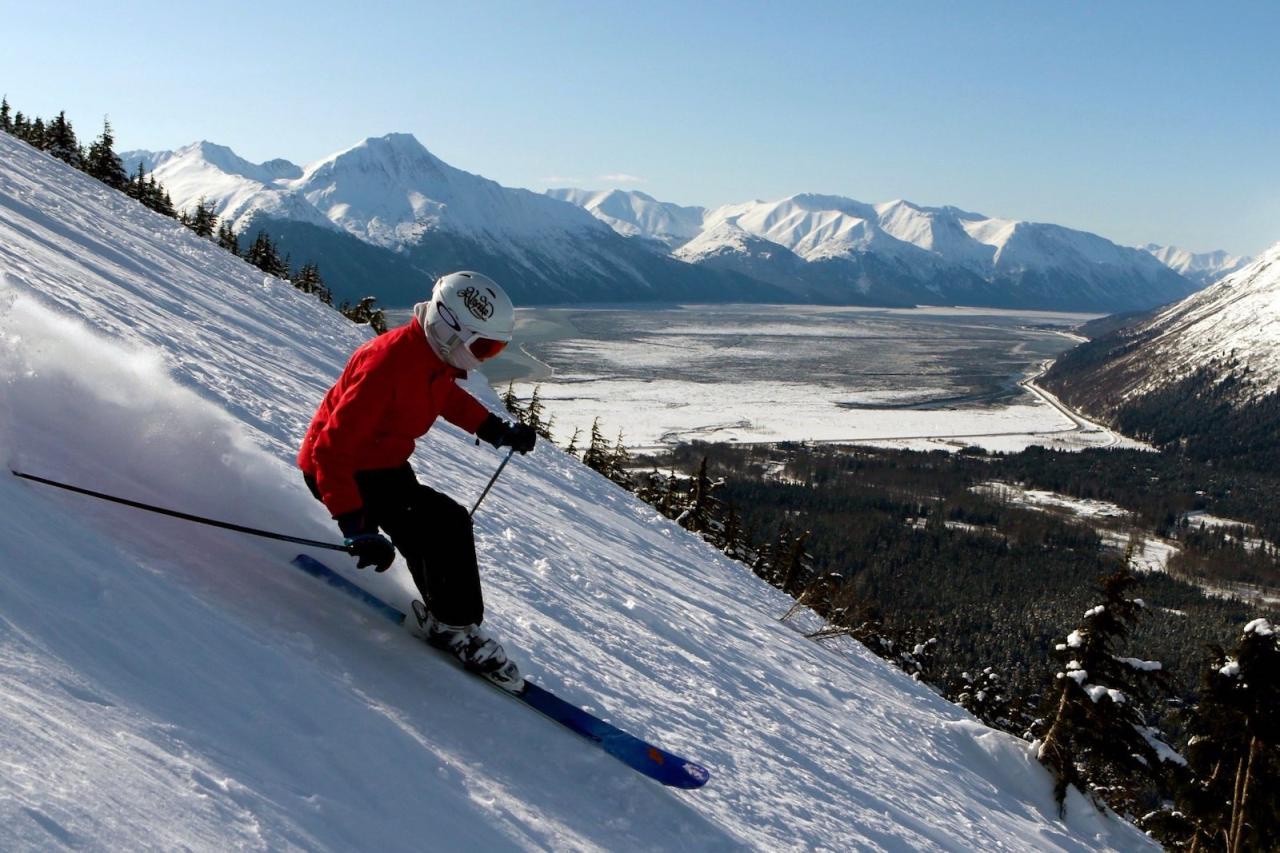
[
  {"xmin": 10, "ymin": 469, "xmax": 351, "ymax": 552},
  {"xmin": 470, "ymin": 447, "xmax": 515, "ymax": 518}
]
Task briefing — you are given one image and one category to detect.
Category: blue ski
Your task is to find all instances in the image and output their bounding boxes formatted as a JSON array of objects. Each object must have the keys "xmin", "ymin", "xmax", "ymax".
[{"xmin": 290, "ymin": 554, "xmax": 710, "ymax": 790}]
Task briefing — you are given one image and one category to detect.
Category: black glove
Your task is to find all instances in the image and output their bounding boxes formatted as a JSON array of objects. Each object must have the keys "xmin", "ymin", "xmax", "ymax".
[
  {"xmin": 477, "ymin": 414, "xmax": 537, "ymax": 454},
  {"xmin": 336, "ymin": 510, "xmax": 395, "ymax": 572}
]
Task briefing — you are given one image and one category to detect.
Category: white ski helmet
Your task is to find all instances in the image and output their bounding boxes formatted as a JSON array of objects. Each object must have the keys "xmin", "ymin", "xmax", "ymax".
[{"xmin": 419, "ymin": 271, "xmax": 515, "ymax": 371}]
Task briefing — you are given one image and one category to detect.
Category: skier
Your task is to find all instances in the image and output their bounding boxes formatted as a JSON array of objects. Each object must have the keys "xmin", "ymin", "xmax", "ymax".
[{"xmin": 297, "ymin": 271, "xmax": 536, "ymax": 685}]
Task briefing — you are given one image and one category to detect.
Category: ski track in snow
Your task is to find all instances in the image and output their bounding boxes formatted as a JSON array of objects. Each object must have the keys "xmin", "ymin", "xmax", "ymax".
[{"xmin": 0, "ymin": 134, "xmax": 1153, "ymax": 851}]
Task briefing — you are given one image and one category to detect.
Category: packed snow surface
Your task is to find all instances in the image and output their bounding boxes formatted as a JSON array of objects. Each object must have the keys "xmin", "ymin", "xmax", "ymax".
[{"xmin": 0, "ymin": 133, "xmax": 1153, "ymax": 850}]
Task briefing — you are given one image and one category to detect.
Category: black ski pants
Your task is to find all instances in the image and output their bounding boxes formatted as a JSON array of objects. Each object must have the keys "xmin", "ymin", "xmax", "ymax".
[{"xmin": 306, "ymin": 464, "xmax": 484, "ymax": 626}]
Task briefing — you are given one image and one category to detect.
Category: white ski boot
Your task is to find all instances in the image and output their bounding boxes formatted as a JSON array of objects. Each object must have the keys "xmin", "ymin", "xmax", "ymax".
[{"xmin": 412, "ymin": 601, "xmax": 523, "ymax": 692}]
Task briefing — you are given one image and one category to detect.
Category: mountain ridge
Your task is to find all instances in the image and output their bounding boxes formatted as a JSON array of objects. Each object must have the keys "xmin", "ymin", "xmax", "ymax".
[{"xmin": 126, "ymin": 134, "xmax": 1200, "ymax": 312}]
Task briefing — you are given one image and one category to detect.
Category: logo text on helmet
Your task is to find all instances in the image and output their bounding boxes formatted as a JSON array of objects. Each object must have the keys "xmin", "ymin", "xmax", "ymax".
[{"xmin": 457, "ymin": 286, "xmax": 495, "ymax": 322}]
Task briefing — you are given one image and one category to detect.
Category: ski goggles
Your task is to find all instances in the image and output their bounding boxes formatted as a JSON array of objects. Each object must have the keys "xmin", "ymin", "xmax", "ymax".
[
  {"xmin": 437, "ymin": 300, "xmax": 509, "ymax": 361},
  {"xmin": 468, "ymin": 337, "xmax": 508, "ymax": 360}
]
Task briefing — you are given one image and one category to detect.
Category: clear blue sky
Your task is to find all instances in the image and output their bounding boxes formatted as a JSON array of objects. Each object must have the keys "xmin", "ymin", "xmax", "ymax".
[{"xmin": 3, "ymin": 1, "xmax": 1277, "ymax": 255}]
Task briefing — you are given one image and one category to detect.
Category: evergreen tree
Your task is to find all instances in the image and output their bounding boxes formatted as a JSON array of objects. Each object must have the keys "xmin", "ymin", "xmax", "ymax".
[
  {"xmin": 582, "ymin": 418, "xmax": 609, "ymax": 474},
  {"xmin": 143, "ymin": 175, "xmax": 176, "ymax": 217},
  {"xmin": 720, "ymin": 502, "xmax": 745, "ymax": 559},
  {"xmin": 186, "ymin": 197, "xmax": 218, "ymax": 238},
  {"xmin": 44, "ymin": 111, "xmax": 82, "ymax": 168},
  {"xmin": 563, "ymin": 426, "xmax": 581, "ymax": 457},
  {"xmin": 1035, "ymin": 569, "xmax": 1175, "ymax": 816},
  {"xmin": 525, "ymin": 385, "xmax": 547, "ymax": 434},
  {"xmin": 29, "ymin": 117, "xmax": 47, "ymax": 149},
  {"xmin": 126, "ymin": 162, "xmax": 147, "ymax": 201},
  {"xmin": 660, "ymin": 469, "xmax": 681, "ymax": 519},
  {"xmin": 292, "ymin": 261, "xmax": 318, "ymax": 292},
  {"xmin": 299, "ymin": 262, "xmax": 333, "ymax": 305},
  {"xmin": 537, "ymin": 413, "xmax": 555, "ymax": 443},
  {"xmin": 216, "ymin": 222, "xmax": 240, "ymax": 256},
  {"xmin": 955, "ymin": 668, "xmax": 1016, "ymax": 730},
  {"xmin": 500, "ymin": 381, "xmax": 525, "ymax": 421},
  {"xmin": 606, "ymin": 430, "xmax": 633, "ymax": 490},
  {"xmin": 677, "ymin": 456, "xmax": 717, "ymax": 534},
  {"xmin": 1180, "ymin": 618, "xmax": 1279, "ymax": 853},
  {"xmin": 12, "ymin": 111, "xmax": 29, "ymax": 141},
  {"xmin": 83, "ymin": 118, "xmax": 128, "ymax": 190},
  {"xmin": 245, "ymin": 230, "xmax": 287, "ymax": 277},
  {"xmin": 1, "ymin": 96, "xmax": 11, "ymax": 132},
  {"xmin": 777, "ymin": 528, "xmax": 812, "ymax": 594}
]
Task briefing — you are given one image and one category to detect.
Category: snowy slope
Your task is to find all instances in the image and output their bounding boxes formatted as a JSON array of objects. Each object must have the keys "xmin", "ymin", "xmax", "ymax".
[
  {"xmin": 0, "ymin": 132, "xmax": 1153, "ymax": 851},
  {"xmin": 1139, "ymin": 243, "xmax": 1251, "ymax": 286},
  {"xmin": 1094, "ymin": 242, "xmax": 1280, "ymax": 400}
]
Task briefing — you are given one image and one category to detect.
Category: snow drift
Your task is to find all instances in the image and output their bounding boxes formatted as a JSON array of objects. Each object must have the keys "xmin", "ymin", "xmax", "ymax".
[{"xmin": 0, "ymin": 132, "xmax": 1152, "ymax": 850}]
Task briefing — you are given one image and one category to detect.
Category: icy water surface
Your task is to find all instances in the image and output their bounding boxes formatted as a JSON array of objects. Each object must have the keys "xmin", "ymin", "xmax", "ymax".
[{"xmin": 387, "ymin": 304, "xmax": 1115, "ymax": 449}]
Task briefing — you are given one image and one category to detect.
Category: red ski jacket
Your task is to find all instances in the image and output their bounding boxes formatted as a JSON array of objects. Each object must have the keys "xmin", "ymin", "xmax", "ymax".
[{"xmin": 297, "ymin": 319, "xmax": 490, "ymax": 517}]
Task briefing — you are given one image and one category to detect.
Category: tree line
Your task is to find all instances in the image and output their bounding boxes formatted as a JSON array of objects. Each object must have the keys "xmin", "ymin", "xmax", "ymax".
[{"xmin": 1, "ymin": 97, "xmax": 386, "ymax": 334}]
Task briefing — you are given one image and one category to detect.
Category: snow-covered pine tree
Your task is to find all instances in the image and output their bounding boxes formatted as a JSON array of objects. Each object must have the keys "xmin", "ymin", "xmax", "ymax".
[
  {"xmin": 0, "ymin": 97, "xmax": 11, "ymax": 132},
  {"xmin": 1181, "ymin": 618, "xmax": 1279, "ymax": 853},
  {"xmin": 956, "ymin": 668, "xmax": 1016, "ymax": 730},
  {"xmin": 1035, "ymin": 569, "xmax": 1175, "ymax": 817}
]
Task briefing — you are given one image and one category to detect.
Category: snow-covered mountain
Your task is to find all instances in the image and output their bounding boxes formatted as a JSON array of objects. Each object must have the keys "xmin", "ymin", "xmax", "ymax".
[
  {"xmin": 1139, "ymin": 243, "xmax": 1251, "ymax": 286},
  {"xmin": 124, "ymin": 135, "xmax": 772, "ymax": 307},
  {"xmin": 0, "ymin": 131, "xmax": 1153, "ymax": 850},
  {"xmin": 127, "ymin": 134, "xmax": 1195, "ymax": 311},
  {"xmin": 545, "ymin": 188, "xmax": 705, "ymax": 249},
  {"xmin": 559, "ymin": 189, "xmax": 1201, "ymax": 312},
  {"xmin": 1051, "ymin": 242, "xmax": 1280, "ymax": 406},
  {"xmin": 126, "ymin": 137, "xmax": 601, "ymax": 248}
]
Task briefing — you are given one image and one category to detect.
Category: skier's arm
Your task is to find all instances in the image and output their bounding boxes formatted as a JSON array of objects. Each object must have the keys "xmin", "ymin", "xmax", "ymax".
[
  {"xmin": 440, "ymin": 381, "xmax": 492, "ymax": 435},
  {"xmin": 310, "ymin": 353, "xmax": 392, "ymax": 517}
]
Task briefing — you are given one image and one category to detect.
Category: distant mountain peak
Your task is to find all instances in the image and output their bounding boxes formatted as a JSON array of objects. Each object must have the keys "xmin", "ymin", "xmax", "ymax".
[
  {"xmin": 1139, "ymin": 242, "xmax": 1251, "ymax": 285},
  {"xmin": 172, "ymin": 140, "xmax": 302, "ymax": 185}
]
